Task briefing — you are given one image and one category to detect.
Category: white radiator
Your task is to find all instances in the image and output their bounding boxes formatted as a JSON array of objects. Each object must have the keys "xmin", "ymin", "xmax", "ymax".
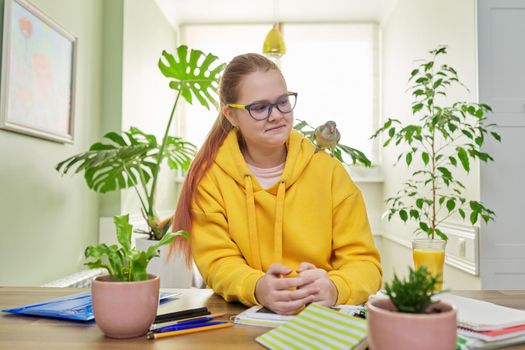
[{"xmin": 42, "ymin": 268, "xmax": 106, "ymax": 288}]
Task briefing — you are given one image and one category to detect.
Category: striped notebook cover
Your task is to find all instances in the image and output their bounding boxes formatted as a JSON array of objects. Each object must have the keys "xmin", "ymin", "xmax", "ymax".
[{"xmin": 256, "ymin": 303, "xmax": 367, "ymax": 350}]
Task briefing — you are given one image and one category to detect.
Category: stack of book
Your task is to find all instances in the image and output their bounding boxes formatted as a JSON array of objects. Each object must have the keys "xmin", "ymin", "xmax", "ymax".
[{"xmin": 437, "ymin": 294, "xmax": 525, "ymax": 350}]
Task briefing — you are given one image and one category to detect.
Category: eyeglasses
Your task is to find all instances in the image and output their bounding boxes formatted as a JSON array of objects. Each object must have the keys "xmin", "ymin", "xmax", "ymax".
[{"xmin": 227, "ymin": 92, "xmax": 298, "ymax": 121}]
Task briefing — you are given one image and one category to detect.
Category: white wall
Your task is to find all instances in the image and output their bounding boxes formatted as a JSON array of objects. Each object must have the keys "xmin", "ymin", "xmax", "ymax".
[
  {"xmin": 379, "ymin": 0, "xmax": 481, "ymax": 289},
  {"xmin": 120, "ymin": 0, "xmax": 179, "ymax": 218}
]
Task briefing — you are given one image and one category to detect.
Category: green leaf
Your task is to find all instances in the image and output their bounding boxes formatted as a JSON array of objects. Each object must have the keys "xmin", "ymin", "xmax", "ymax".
[
  {"xmin": 419, "ymin": 222, "xmax": 430, "ymax": 233},
  {"xmin": 490, "ymin": 131, "xmax": 502, "ymax": 142},
  {"xmin": 449, "ymin": 156, "xmax": 457, "ymax": 166},
  {"xmin": 158, "ymin": 46, "xmax": 226, "ymax": 110},
  {"xmin": 114, "ymin": 214, "xmax": 133, "ymax": 254},
  {"xmin": 406, "ymin": 152, "xmax": 413, "ymax": 166},
  {"xmin": 437, "ymin": 167, "xmax": 452, "ymax": 179},
  {"xmin": 388, "ymin": 127, "xmax": 396, "ymax": 137},
  {"xmin": 457, "ymin": 147, "xmax": 470, "ymax": 172},
  {"xmin": 56, "ymin": 129, "xmax": 156, "ymax": 193},
  {"xmin": 422, "ymin": 152, "xmax": 430, "ymax": 165},
  {"xmin": 461, "ymin": 130, "xmax": 473, "ymax": 139},
  {"xmin": 458, "ymin": 208, "xmax": 466, "ymax": 219},
  {"xmin": 416, "ymin": 198, "xmax": 424, "ymax": 209},
  {"xmin": 446, "ymin": 199, "xmax": 456, "ymax": 212},
  {"xmin": 412, "ymin": 103, "xmax": 424, "ymax": 114},
  {"xmin": 435, "ymin": 229, "xmax": 448, "ymax": 241},
  {"xmin": 470, "ymin": 211, "xmax": 479, "ymax": 225},
  {"xmin": 399, "ymin": 210, "xmax": 408, "ymax": 222}
]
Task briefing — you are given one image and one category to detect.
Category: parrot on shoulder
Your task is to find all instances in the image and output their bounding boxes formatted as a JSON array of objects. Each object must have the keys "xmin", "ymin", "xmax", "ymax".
[{"xmin": 314, "ymin": 120, "xmax": 341, "ymax": 156}]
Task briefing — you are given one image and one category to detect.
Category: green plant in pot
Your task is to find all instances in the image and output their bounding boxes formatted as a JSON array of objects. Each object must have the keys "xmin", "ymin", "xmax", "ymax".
[
  {"xmin": 56, "ymin": 45, "xmax": 225, "ymax": 241},
  {"xmin": 87, "ymin": 214, "xmax": 188, "ymax": 338},
  {"xmin": 367, "ymin": 266, "xmax": 457, "ymax": 350},
  {"xmin": 371, "ymin": 46, "xmax": 501, "ymax": 289}
]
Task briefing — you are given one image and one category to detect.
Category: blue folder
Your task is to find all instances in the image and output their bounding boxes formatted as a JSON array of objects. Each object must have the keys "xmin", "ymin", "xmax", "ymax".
[{"xmin": 2, "ymin": 291, "xmax": 178, "ymax": 321}]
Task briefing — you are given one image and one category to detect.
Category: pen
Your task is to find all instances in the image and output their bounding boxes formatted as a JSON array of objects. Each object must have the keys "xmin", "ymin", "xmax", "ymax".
[
  {"xmin": 151, "ymin": 313, "xmax": 226, "ymax": 329},
  {"xmin": 147, "ymin": 322, "xmax": 233, "ymax": 340},
  {"xmin": 151, "ymin": 321, "xmax": 227, "ymax": 334},
  {"xmin": 154, "ymin": 307, "xmax": 210, "ymax": 323}
]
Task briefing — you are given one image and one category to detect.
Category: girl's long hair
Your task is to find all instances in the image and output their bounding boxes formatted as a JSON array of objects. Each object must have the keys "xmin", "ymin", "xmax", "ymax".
[{"xmin": 171, "ymin": 53, "xmax": 280, "ymax": 266}]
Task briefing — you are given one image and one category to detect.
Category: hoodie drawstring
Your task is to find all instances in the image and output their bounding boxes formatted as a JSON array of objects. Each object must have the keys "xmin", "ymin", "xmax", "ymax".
[
  {"xmin": 244, "ymin": 175, "xmax": 262, "ymax": 270},
  {"xmin": 244, "ymin": 175, "xmax": 287, "ymax": 269},
  {"xmin": 274, "ymin": 180, "xmax": 286, "ymax": 263}
]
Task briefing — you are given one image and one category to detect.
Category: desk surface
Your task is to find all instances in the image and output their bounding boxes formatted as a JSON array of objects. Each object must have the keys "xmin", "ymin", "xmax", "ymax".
[{"xmin": 1, "ymin": 288, "xmax": 525, "ymax": 349}]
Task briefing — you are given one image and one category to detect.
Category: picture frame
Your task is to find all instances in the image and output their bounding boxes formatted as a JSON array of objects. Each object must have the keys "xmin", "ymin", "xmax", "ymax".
[{"xmin": 0, "ymin": 0, "xmax": 77, "ymax": 143}]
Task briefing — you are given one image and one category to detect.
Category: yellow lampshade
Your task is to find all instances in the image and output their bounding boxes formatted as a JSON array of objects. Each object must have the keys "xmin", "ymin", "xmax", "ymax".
[{"xmin": 262, "ymin": 23, "xmax": 286, "ymax": 57}]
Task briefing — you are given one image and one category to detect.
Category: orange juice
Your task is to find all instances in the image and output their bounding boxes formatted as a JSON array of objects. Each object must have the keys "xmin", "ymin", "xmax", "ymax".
[{"xmin": 413, "ymin": 249, "xmax": 445, "ymax": 291}]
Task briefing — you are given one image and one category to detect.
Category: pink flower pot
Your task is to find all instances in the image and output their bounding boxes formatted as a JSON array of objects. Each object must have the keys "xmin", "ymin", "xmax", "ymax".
[
  {"xmin": 367, "ymin": 297, "xmax": 457, "ymax": 350},
  {"xmin": 91, "ymin": 274, "xmax": 160, "ymax": 338}
]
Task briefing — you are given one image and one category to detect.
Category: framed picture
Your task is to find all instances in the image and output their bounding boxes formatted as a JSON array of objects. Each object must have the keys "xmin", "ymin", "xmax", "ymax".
[{"xmin": 0, "ymin": 0, "xmax": 77, "ymax": 143}]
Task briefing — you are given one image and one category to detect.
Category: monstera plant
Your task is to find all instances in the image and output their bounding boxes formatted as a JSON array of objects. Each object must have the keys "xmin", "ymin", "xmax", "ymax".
[{"xmin": 56, "ymin": 46, "xmax": 225, "ymax": 240}]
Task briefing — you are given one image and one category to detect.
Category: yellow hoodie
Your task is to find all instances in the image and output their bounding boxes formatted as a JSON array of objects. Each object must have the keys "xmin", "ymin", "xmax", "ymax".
[{"xmin": 191, "ymin": 129, "xmax": 382, "ymax": 306}]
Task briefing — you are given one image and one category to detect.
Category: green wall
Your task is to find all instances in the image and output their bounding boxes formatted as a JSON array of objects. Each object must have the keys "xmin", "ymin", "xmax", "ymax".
[
  {"xmin": 0, "ymin": 0, "xmax": 178, "ymax": 286},
  {"xmin": 0, "ymin": 0, "xmax": 104, "ymax": 286}
]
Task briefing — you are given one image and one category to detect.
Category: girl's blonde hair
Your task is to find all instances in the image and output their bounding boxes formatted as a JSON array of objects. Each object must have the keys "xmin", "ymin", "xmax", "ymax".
[{"xmin": 171, "ymin": 53, "xmax": 280, "ymax": 265}]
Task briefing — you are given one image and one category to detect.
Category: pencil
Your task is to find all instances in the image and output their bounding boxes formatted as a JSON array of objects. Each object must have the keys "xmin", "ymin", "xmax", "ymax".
[
  {"xmin": 147, "ymin": 322, "xmax": 233, "ymax": 340},
  {"xmin": 154, "ymin": 307, "xmax": 209, "ymax": 323},
  {"xmin": 151, "ymin": 313, "xmax": 226, "ymax": 329}
]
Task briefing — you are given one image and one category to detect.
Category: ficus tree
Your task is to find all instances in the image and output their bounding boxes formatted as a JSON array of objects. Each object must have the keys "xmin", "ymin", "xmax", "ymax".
[{"xmin": 371, "ymin": 46, "xmax": 501, "ymax": 240}]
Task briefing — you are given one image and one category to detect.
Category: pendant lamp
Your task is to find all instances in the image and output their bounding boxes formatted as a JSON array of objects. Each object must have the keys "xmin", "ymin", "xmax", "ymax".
[{"xmin": 262, "ymin": 22, "xmax": 286, "ymax": 58}]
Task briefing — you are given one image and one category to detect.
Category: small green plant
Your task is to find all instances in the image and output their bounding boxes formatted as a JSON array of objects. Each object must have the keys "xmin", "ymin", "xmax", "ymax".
[
  {"xmin": 84, "ymin": 214, "xmax": 188, "ymax": 281},
  {"xmin": 56, "ymin": 45, "xmax": 225, "ymax": 240},
  {"xmin": 371, "ymin": 46, "xmax": 501, "ymax": 240},
  {"xmin": 384, "ymin": 266, "xmax": 440, "ymax": 314},
  {"xmin": 294, "ymin": 119, "xmax": 372, "ymax": 167}
]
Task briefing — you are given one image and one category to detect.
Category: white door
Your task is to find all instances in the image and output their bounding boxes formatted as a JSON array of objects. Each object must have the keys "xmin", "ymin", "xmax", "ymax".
[{"xmin": 478, "ymin": 0, "xmax": 525, "ymax": 288}]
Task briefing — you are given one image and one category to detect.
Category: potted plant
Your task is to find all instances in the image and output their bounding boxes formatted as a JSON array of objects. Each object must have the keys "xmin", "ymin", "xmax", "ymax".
[
  {"xmin": 56, "ymin": 46, "xmax": 225, "ymax": 285},
  {"xmin": 86, "ymin": 214, "xmax": 187, "ymax": 338},
  {"xmin": 371, "ymin": 46, "xmax": 501, "ymax": 289},
  {"xmin": 367, "ymin": 266, "xmax": 457, "ymax": 350}
]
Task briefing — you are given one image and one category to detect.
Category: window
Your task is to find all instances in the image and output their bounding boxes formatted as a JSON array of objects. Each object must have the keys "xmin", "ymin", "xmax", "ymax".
[{"xmin": 181, "ymin": 23, "xmax": 378, "ymax": 162}]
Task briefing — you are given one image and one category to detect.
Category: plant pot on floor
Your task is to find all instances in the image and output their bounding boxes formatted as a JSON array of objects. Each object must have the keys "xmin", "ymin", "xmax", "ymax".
[
  {"xmin": 135, "ymin": 237, "xmax": 193, "ymax": 288},
  {"xmin": 91, "ymin": 274, "xmax": 160, "ymax": 338},
  {"xmin": 367, "ymin": 297, "xmax": 457, "ymax": 350},
  {"xmin": 412, "ymin": 238, "xmax": 446, "ymax": 290}
]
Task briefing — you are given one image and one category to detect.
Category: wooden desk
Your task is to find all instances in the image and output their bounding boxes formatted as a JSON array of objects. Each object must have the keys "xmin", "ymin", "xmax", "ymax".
[{"xmin": 1, "ymin": 288, "xmax": 524, "ymax": 349}]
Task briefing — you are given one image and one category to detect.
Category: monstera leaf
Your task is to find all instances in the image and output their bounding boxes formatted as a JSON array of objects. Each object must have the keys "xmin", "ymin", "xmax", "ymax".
[
  {"xmin": 158, "ymin": 45, "xmax": 225, "ymax": 109},
  {"xmin": 56, "ymin": 127, "xmax": 195, "ymax": 193}
]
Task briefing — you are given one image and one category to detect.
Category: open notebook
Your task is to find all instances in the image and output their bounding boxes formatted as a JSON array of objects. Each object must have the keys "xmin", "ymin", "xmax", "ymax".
[{"xmin": 256, "ymin": 303, "xmax": 367, "ymax": 350}]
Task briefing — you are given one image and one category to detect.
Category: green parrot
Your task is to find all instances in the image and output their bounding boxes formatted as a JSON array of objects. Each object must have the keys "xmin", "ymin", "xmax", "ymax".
[{"xmin": 314, "ymin": 120, "xmax": 341, "ymax": 156}]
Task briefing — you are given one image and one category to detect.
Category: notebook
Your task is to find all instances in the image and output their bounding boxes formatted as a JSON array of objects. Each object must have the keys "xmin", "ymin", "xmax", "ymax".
[
  {"xmin": 234, "ymin": 305, "xmax": 294, "ymax": 328},
  {"xmin": 256, "ymin": 303, "xmax": 367, "ymax": 350},
  {"xmin": 436, "ymin": 294, "xmax": 525, "ymax": 331},
  {"xmin": 2, "ymin": 291, "xmax": 179, "ymax": 321}
]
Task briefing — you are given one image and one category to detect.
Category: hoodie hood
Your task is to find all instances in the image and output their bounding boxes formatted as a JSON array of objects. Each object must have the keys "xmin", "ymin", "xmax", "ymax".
[
  {"xmin": 214, "ymin": 129, "xmax": 315, "ymax": 193},
  {"xmin": 214, "ymin": 129, "xmax": 315, "ymax": 267}
]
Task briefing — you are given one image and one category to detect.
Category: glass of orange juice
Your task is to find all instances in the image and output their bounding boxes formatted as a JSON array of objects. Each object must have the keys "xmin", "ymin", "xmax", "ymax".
[{"xmin": 412, "ymin": 239, "xmax": 446, "ymax": 291}]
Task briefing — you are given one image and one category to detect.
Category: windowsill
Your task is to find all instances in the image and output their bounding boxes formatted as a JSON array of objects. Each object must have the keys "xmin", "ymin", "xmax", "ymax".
[{"xmin": 345, "ymin": 164, "xmax": 384, "ymax": 184}]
